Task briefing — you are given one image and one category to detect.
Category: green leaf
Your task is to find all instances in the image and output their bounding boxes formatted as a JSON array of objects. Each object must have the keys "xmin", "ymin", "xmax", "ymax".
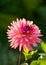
[
  {"xmin": 23, "ymin": 48, "xmax": 37, "ymax": 61},
  {"xmin": 30, "ymin": 56, "xmax": 46, "ymax": 65},
  {"xmin": 30, "ymin": 50, "xmax": 37, "ymax": 56},
  {"xmin": 41, "ymin": 42, "xmax": 46, "ymax": 52},
  {"xmin": 37, "ymin": 54, "xmax": 46, "ymax": 65},
  {"xmin": 26, "ymin": 50, "xmax": 37, "ymax": 60},
  {"xmin": 38, "ymin": 56, "xmax": 46, "ymax": 65},
  {"xmin": 40, "ymin": 59, "xmax": 46, "ymax": 65},
  {"xmin": 30, "ymin": 60, "xmax": 38, "ymax": 65}
]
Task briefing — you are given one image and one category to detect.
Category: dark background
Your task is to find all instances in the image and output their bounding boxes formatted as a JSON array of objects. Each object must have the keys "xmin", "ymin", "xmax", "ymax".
[{"xmin": 0, "ymin": 0, "xmax": 46, "ymax": 65}]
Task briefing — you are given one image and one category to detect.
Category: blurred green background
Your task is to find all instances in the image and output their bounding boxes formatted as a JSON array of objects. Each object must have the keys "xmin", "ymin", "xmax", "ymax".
[{"xmin": 0, "ymin": 0, "xmax": 46, "ymax": 65}]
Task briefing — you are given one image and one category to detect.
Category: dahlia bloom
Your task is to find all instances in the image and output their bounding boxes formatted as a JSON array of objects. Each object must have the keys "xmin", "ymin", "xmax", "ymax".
[{"xmin": 7, "ymin": 18, "xmax": 42, "ymax": 51}]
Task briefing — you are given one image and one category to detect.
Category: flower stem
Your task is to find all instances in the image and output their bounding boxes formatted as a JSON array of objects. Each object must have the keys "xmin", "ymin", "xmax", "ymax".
[{"xmin": 18, "ymin": 51, "xmax": 22, "ymax": 65}]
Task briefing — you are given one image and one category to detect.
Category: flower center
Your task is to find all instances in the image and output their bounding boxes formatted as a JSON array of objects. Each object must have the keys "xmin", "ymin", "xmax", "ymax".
[{"xmin": 23, "ymin": 25, "xmax": 30, "ymax": 34}]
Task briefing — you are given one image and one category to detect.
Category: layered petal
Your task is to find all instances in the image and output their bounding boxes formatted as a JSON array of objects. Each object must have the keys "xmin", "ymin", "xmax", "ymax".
[{"xmin": 7, "ymin": 18, "xmax": 42, "ymax": 51}]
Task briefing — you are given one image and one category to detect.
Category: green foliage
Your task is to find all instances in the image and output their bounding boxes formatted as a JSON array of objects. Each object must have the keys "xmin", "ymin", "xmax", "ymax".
[
  {"xmin": 23, "ymin": 47, "xmax": 37, "ymax": 61},
  {"xmin": 38, "ymin": 55, "xmax": 46, "ymax": 65},
  {"xmin": 30, "ymin": 41, "xmax": 46, "ymax": 65},
  {"xmin": 30, "ymin": 55, "xmax": 46, "ymax": 65},
  {"xmin": 30, "ymin": 60, "xmax": 38, "ymax": 65},
  {"xmin": 40, "ymin": 59, "xmax": 46, "ymax": 65},
  {"xmin": 41, "ymin": 42, "xmax": 46, "ymax": 52}
]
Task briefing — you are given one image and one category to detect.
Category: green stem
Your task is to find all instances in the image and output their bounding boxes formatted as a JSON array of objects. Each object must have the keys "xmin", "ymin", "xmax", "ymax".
[{"xmin": 18, "ymin": 51, "xmax": 22, "ymax": 65}]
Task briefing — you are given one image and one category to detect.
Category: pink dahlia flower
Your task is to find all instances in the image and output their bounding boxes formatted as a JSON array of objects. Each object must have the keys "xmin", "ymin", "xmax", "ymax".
[{"xmin": 7, "ymin": 18, "xmax": 42, "ymax": 51}]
